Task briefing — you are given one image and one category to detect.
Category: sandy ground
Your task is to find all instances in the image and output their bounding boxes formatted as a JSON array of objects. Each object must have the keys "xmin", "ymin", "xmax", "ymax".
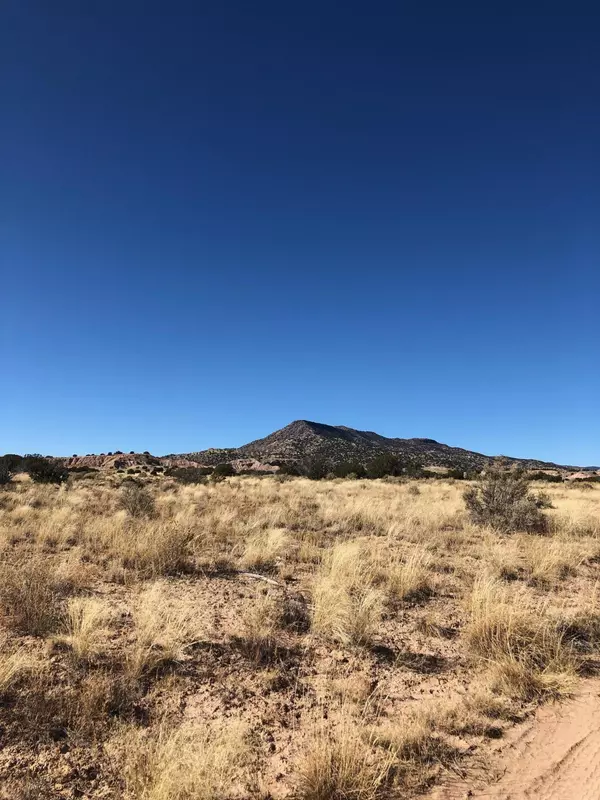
[{"xmin": 431, "ymin": 679, "xmax": 600, "ymax": 799}]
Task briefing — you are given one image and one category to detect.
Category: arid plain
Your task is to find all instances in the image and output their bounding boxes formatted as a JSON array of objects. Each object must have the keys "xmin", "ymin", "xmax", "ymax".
[{"xmin": 0, "ymin": 471, "xmax": 599, "ymax": 799}]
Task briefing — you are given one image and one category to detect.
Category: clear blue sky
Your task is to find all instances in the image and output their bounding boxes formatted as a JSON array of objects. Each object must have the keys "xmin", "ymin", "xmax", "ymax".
[{"xmin": 2, "ymin": 2, "xmax": 598, "ymax": 464}]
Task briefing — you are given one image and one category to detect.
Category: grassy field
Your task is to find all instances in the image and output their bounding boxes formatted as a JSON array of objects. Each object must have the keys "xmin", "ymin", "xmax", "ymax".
[{"xmin": 0, "ymin": 473, "xmax": 599, "ymax": 798}]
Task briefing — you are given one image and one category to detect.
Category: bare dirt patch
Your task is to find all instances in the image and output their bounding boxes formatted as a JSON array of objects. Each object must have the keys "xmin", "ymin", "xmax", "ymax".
[{"xmin": 431, "ymin": 678, "xmax": 600, "ymax": 799}]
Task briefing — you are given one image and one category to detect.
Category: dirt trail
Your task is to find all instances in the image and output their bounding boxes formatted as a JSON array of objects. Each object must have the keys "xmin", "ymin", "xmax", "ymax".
[{"xmin": 431, "ymin": 679, "xmax": 600, "ymax": 800}]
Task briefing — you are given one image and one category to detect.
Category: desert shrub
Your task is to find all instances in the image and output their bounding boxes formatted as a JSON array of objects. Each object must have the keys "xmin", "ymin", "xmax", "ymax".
[
  {"xmin": 1, "ymin": 453, "xmax": 24, "ymax": 472},
  {"xmin": 305, "ymin": 459, "xmax": 328, "ymax": 481},
  {"xmin": 405, "ymin": 461, "xmax": 424, "ymax": 478},
  {"xmin": 528, "ymin": 471, "xmax": 563, "ymax": 483},
  {"xmin": 0, "ymin": 462, "xmax": 12, "ymax": 486},
  {"xmin": 366, "ymin": 453, "xmax": 404, "ymax": 479},
  {"xmin": 534, "ymin": 490, "xmax": 554, "ymax": 509},
  {"xmin": 333, "ymin": 462, "xmax": 367, "ymax": 479},
  {"xmin": 463, "ymin": 468, "xmax": 547, "ymax": 533},
  {"xmin": 575, "ymin": 481, "xmax": 596, "ymax": 491},
  {"xmin": 24, "ymin": 455, "xmax": 68, "ymax": 484},
  {"xmin": 276, "ymin": 461, "xmax": 302, "ymax": 476},
  {"xmin": 0, "ymin": 557, "xmax": 64, "ymax": 635},
  {"xmin": 212, "ymin": 463, "xmax": 235, "ymax": 480},
  {"xmin": 165, "ymin": 466, "xmax": 212, "ymax": 483},
  {"xmin": 119, "ymin": 484, "xmax": 156, "ymax": 518}
]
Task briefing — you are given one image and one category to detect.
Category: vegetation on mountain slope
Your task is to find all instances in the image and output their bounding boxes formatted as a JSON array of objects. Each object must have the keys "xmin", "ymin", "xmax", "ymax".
[{"xmin": 178, "ymin": 419, "xmax": 579, "ymax": 473}]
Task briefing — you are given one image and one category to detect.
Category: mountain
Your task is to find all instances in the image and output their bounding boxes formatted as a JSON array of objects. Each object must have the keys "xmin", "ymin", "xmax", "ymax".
[{"xmin": 176, "ymin": 420, "xmax": 576, "ymax": 472}]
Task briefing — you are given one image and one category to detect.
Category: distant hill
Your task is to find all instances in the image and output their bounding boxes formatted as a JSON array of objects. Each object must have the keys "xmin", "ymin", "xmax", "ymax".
[{"xmin": 175, "ymin": 419, "xmax": 578, "ymax": 472}]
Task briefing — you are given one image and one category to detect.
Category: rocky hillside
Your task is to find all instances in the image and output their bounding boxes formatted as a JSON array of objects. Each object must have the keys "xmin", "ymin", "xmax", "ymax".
[
  {"xmin": 177, "ymin": 420, "xmax": 576, "ymax": 472},
  {"xmin": 62, "ymin": 453, "xmax": 197, "ymax": 470}
]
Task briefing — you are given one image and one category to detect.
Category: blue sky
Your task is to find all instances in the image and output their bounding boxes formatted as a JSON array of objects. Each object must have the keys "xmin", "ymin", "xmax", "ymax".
[{"xmin": 2, "ymin": 2, "xmax": 599, "ymax": 464}]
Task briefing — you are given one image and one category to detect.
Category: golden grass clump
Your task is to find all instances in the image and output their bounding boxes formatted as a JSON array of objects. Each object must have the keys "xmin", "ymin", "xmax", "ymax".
[
  {"xmin": 296, "ymin": 711, "xmax": 394, "ymax": 800},
  {"xmin": 126, "ymin": 585, "xmax": 198, "ymax": 679},
  {"xmin": 466, "ymin": 575, "xmax": 577, "ymax": 699},
  {"xmin": 0, "ymin": 557, "xmax": 64, "ymax": 636},
  {"xmin": 234, "ymin": 590, "xmax": 283, "ymax": 663},
  {"xmin": 56, "ymin": 597, "xmax": 109, "ymax": 661},
  {"xmin": 117, "ymin": 520, "xmax": 195, "ymax": 578},
  {"xmin": 240, "ymin": 527, "xmax": 288, "ymax": 572},
  {"xmin": 520, "ymin": 536, "xmax": 584, "ymax": 586},
  {"xmin": 0, "ymin": 647, "xmax": 33, "ymax": 696},
  {"xmin": 113, "ymin": 720, "xmax": 255, "ymax": 800},
  {"xmin": 312, "ymin": 541, "xmax": 384, "ymax": 646},
  {"xmin": 384, "ymin": 547, "xmax": 433, "ymax": 602}
]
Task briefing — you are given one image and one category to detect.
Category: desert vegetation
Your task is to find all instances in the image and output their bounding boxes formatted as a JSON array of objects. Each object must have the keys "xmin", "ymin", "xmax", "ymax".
[{"xmin": 0, "ymin": 466, "xmax": 598, "ymax": 798}]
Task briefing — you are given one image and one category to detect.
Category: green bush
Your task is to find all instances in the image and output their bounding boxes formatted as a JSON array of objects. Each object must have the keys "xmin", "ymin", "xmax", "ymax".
[
  {"xmin": 463, "ymin": 467, "xmax": 547, "ymax": 533},
  {"xmin": 405, "ymin": 460, "xmax": 424, "ymax": 478},
  {"xmin": 274, "ymin": 461, "xmax": 302, "ymax": 476},
  {"xmin": 305, "ymin": 459, "xmax": 328, "ymax": 481},
  {"xmin": 527, "ymin": 471, "xmax": 563, "ymax": 483},
  {"xmin": 366, "ymin": 453, "xmax": 404, "ymax": 479},
  {"xmin": 1, "ymin": 454, "xmax": 24, "ymax": 473},
  {"xmin": 212, "ymin": 463, "xmax": 235, "ymax": 478},
  {"xmin": 165, "ymin": 466, "xmax": 212, "ymax": 484},
  {"xmin": 534, "ymin": 490, "xmax": 554, "ymax": 509},
  {"xmin": 333, "ymin": 461, "xmax": 366, "ymax": 479},
  {"xmin": 24, "ymin": 456, "xmax": 68, "ymax": 484},
  {"xmin": 0, "ymin": 463, "xmax": 12, "ymax": 486},
  {"xmin": 446, "ymin": 468, "xmax": 467, "ymax": 480}
]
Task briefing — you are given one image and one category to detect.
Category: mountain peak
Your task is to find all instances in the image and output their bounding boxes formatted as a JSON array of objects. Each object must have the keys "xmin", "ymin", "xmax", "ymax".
[{"xmin": 178, "ymin": 420, "xmax": 575, "ymax": 471}]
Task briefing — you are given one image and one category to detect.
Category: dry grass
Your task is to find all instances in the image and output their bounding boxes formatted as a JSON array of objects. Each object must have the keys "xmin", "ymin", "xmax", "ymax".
[
  {"xmin": 0, "ymin": 475, "xmax": 598, "ymax": 797},
  {"xmin": 312, "ymin": 541, "xmax": 384, "ymax": 645},
  {"xmin": 240, "ymin": 527, "xmax": 288, "ymax": 572},
  {"xmin": 0, "ymin": 556, "xmax": 64, "ymax": 635},
  {"xmin": 56, "ymin": 597, "xmax": 109, "ymax": 660},
  {"xmin": 521, "ymin": 536, "xmax": 585, "ymax": 586},
  {"xmin": 466, "ymin": 575, "xmax": 577, "ymax": 699},
  {"xmin": 296, "ymin": 710, "xmax": 394, "ymax": 800},
  {"xmin": 0, "ymin": 646, "xmax": 33, "ymax": 696},
  {"xmin": 125, "ymin": 585, "xmax": 199, "ymax": 679},
  {"xmin": 234, "ymin": 590, "xmax": 285, "ymax": 663},
  {"xmin": 112, "ymin": 720, "xmax": 255, "ymax": 800},
  {"xmin": 384, "ymin": 547, "xmax": 433, "ymax": 602}
]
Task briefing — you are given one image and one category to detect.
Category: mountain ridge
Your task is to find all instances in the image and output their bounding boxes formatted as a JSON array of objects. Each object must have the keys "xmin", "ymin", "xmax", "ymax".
[{"xmin": 175, "ymin": 419, "xmax": 582, "ymax": 472}]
